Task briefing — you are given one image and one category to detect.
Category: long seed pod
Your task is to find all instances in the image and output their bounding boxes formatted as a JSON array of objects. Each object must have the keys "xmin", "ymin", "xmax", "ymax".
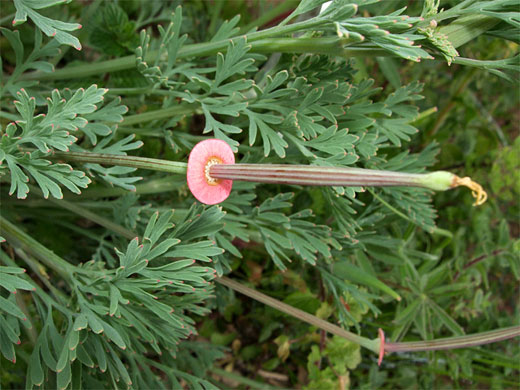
[{"xmin": 210, "ymin": 163, "xmax": 487, "ymax": 205}]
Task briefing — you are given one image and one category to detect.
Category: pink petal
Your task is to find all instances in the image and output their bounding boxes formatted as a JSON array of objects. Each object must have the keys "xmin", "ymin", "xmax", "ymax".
[
  {"xmin": 378, "ymin": 328, "xmax": 385, "ymax": 366},
  {"xmin": 187, "ymin": 139, "xmax": 235, "ymax": 205}
]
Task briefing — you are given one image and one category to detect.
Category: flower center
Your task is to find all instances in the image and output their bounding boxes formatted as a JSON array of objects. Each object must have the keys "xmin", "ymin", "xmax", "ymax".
[{"xmin": 204, "ymin": 157, "xmax": 222, "ymax": 185}]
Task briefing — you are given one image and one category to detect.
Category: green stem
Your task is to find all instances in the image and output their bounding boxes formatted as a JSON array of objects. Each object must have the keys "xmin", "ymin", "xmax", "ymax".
[
  {"xmin": 467, "ymin": 89, "xmax": 508, "ymax": 146},
  {"xmin": 439, "ymin": 15, "xmax": 500, "ymax": 49},
  {"xmin": 426, "ymin": 1, "xmax": 490, "ymax": 24},
  {"xmin": 248, "ymin": 36, "xmax": 365, "ymax": 55},
  {"xmin": 385, "ymin": 326, "xmax": 520, "ymax": 352},
  {"xmin": 15, "ymin": 6, "xmax": 503, "ymax": 83},
  {"xmin": 51, "ymin": 151, "xmax": 188, "ymax": 174},
  {"xmin": 54, "ymin": 151, "xmax": 449, "ymax": 189},
  {"xmin": 218, "ymin": 276, "xmax": 379, "ymax": 353},
  {"xmin": 116, "ymin": 126, "xmax": 163, "ymax": 137},
  {"xmin": 0, "ymin": 214, "xmax": 107, "ymax": 280},
  {"xmin": 8, "ymin": 248, "xmax": 68, "ymax": 307},
  {"xmin": 44, "ymin": 200, "xmax": 135, "ymax": 240},
  {"xmin": 423, "ymin": 367, "xmax": 519, "ymax": 387},
  {"xmin": 0, "ymin": 250, "xmax": 72, "ymax": 331},
  {"xmin": 0, "ymin": 216, "xmax": 73, "ymax": 279},
  {"xmin": 52, "ymin": 151, "xmax": 485, "ymax": 206},
  {"xmin": 105, "ymin": 87, "xmax": 153, "ymax": 96},
  {"xmin": 411, "ymin": 106, "xmax": 438, "ymax": 124},
  {"xmin": 452, "ymin": 56, "xmax": 516, "ymax": 71}
]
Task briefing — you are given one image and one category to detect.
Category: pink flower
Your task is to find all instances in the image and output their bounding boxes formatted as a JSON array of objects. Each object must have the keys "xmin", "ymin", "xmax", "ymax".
[{"xmin": 187, "ymin": 139, "xmax": 235, "ymax": 205}]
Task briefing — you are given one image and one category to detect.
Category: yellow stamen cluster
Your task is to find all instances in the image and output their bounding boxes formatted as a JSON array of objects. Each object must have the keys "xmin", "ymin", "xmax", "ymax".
[{"xmin": 204, "ymin": 157, "xmax": 222, "ymax": 185}]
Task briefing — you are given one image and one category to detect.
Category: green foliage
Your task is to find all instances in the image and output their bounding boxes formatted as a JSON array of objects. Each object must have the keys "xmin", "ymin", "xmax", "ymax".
[
  {"xmin": 1, "ymin": 208, "xmax": 225, "ymax": 389},
  {"xmin": 12, "ymin": 0, "xmax": 82, "ymax": 49},
  {"xmin": 490, "ymin": 136, "xmax": 520, "ymax": 202},
  {"xmin": 0, "ymin": 27, "xmax": 60, "ymax": 98},
  {"xmin": 0, "ymin": 264, "xmax": 35, "ymax": 364},
  {"xmin": 305, "ymin": 336, "xmax": 361, "ymax": 390},
  {"xmin": 0, "ymin": 85, "xmax": 137, "ymax": 198},
  {"xmin": 89, "ymin": 3, "xmax": 139, "ymax": 56},
  {"xmin": 0, "ymin": 0, "xmax": 518, "ymax": 389}
]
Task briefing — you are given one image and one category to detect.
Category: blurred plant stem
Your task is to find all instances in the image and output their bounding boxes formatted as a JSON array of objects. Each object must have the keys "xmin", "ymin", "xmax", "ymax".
[{"xmin": 428, "ymin": 69, "xmax": 476, "ymax": 137}]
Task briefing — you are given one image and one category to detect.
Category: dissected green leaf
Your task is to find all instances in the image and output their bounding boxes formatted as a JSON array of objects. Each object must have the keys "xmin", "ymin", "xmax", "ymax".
[{"xmin": 12, "ymin": 0, "xmax": 82, "ymax": 49}]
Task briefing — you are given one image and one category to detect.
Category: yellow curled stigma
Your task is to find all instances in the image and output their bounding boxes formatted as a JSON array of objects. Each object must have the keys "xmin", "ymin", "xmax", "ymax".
[{"xmin": 452, "ymin": 176, "xmax": 488, "ymax": 206}]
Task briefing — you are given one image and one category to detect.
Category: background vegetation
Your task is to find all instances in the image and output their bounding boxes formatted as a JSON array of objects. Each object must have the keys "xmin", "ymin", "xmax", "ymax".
[{"xmin": 0, "ymin": 0, "xmax": 518, "ymax": 389}]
